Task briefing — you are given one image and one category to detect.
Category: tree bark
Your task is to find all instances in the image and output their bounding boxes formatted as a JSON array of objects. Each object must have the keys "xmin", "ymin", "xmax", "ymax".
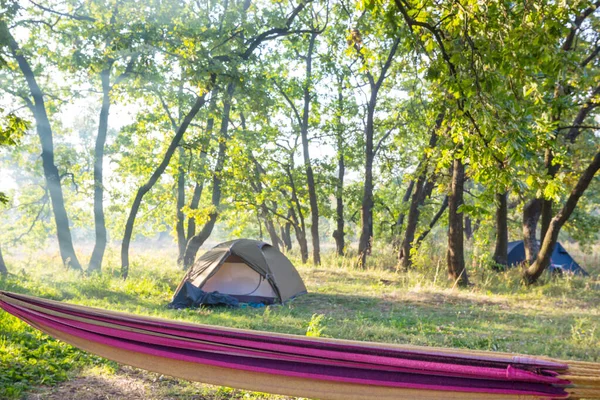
[
  {"xmin": 0, "ymin": 244, "xmax": 7, "ymax": 276},
  {"xmin": 394, "ymin": 180, "xmax": 415, "ymax": 244},
  {"xmin": 286, "ymin": 166, "xmax": 309, "ymax": 263},
  {"xmin": 182, "ymin": 84, "xmax": 233, "ymax": 269},
  {"xmin": 333, "ymin": 109, "xmax": 345, "ymax": 256},
  {"xmin": 3, "ymin": 22, "xmax": 82, "ymax": 270},
  {"xmin": 447, "ymin": 157, "xmax": 469, "ymax": 286},
  {"xmin": 492, "ymin": 192, "xmax": 508, "ymax": 268},
  {"xmin": 398, "ymin": 119, "xmax": 441, "ymax": 269},
  {"xmin": 540, "ymin": 148, "xmax": 559, "ymax": 241},
  {"xmin": 186, "ymin": 181, "xmax": 204, "ymax": 240},
  {"xmin": 301, "ymin": 33, "xmax": 321, "ymax": 266},
  {"xmin": 186, "ymin": 93, "xmax": 218, "ymax": 241},
  {"xmin": 357, "ymin": 99, "xmax": 376, "ymax": 268},
  {"xmin": 176, "ymin": 146, "xmax": 187, "ymax": 265},
  {"xmin": 524, "ymin": 150, "xmax": 600, "ymax": 284},
  {"xmin": 356, "ymin": 38, "xmax": 400, "ymax": 268},
  {"xmin": 121, "ymin": 89, "xmax": 211, "ymax": 278},
  {"xmin": 414, "ymin": 196, "xmax": 448, "ymax": 250},
  {"xmin": 522, "ymin": 198, "xmax": 542, "ymax": 265},
  {"xmin": 88, "ymin": 68, "xmax": 111, "ymax": 273},
  {"xmin": 281, "ymin": 215, "xmax": 293, "ymax": 251},
  {"xmin": 464, "ymin": 216, "xmax": 473, "ymax": 240},
  {"xmin": 262, "ymin": 210, "xmax": 282, "ymax": 250}
]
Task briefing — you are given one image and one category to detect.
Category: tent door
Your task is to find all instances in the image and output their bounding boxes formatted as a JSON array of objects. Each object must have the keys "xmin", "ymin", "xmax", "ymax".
[{"xmin": 200, "ymin": 260, "xmax": 277, "ymax": 298}]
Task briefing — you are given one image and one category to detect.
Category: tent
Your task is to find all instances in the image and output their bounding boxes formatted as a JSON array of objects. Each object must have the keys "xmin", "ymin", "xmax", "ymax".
[
  {"xmin": 506, "ymin": 240, "xmax": 588, "ymax": 276},
  {"xmin": 171, "ymin": 239, "xmax": 307, "ymax": 306}
]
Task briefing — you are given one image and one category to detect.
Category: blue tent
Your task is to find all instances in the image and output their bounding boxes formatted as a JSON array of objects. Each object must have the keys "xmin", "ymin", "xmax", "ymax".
[{"xmin": 507, "ymin": 241, "xmax": 588, "ymax": 276}]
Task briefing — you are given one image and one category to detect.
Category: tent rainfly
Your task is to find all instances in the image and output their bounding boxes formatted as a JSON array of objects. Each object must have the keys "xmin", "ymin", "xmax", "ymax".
[
  {"xmin": 506, "ymin": 241, "xmax": 588, "ymax": 276},
  {"xmin": 172, "ymin": 239, "xmax": 307, "ymax": 305}
]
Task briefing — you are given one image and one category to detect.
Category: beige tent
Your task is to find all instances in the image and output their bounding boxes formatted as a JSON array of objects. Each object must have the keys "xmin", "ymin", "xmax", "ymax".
[{"xmin": 172, "ymin": 239, "xmax": 306, "ymax": 305}]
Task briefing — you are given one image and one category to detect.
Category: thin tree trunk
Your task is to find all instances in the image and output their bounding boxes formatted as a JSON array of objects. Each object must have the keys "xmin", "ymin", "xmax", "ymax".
[
  {"xmin": 3, "ymin": 23, "xmax": 82, "ymax": 270},
  {"xmin": 414, "ymin": 196, "xmax": 448, "ymax": 250},
  {"xmin": 398, "ymin": 120, "xmax": 441, "ymax": 269},
  {"xmin": 88, "ymin": 68, "xmax": 111, "ymax": 273},
  {"xmin": 301, "ymin": 33, "xmax": 321, "ymax": 266},
  {"xmin": 281, "ymin": 216, "xmax": 293, "ymax": 251},
  {"xmin": 464, "ymin": 216, "xmax": 473, "ymax": 240},
  {"xmin": 176, "ymin": 146, "xmax": 187, "ymax": 265},
  {"xmin": 394, "ymin": 180, "xmax": 415, "ymax": 243},
  {"xmin": 332, "ymin": 77, "xmax": 346, "ymax": 256},
  {"xmin": 522, "ymin": 198, "xmax": 542, "ymax": 264},
  {"xmin": 524, "ymin": 151, "xmax": 600, "ymax": 284},
  {"xmin": 186, "ymin": 181, "xmax": 204, "ymax": 240},
  {"xmin": 286, "ymin": 167, "xmax": 309, "ymax": 263},
  {"xmin": 262, "ymin": 209, "xmax": 282, "ymax": 250},
  {"xmin": 334, "ymin": 134, "xmax": 345, "ymax": 256},
  {"xmin": 447, "ymin": 157, "xmax": 469, "ymax": 286},
  {"xmin": 358, "ymin": 101, "xmax": 376, "ymax": 268},
  {"xmin": 186, "ymin": 93, "xmax": 218, "ymax": 241},
  {"xmin": 0, "ymin": 245, "xmax": 7, "ymax": 276},
  {"xmin": 492, "ymin": 192, "xmax": 508, "ymax": 268},
  {"xmin": 540, "ymin": 148, "xmax": 558, "ymax": 241},
  {"xmin": 121, "ymin": 90, "xmax": 211, "ymax": 278},
  {"xmin": 182, "ymin": 84, "xmax": 233, "ymax": 269},
  {"xmin": 356, "ymin": 38, "xmax": 400, "ymax": 268}
]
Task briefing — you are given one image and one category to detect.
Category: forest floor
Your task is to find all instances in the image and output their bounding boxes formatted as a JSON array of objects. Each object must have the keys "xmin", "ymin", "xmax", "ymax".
[{"xmin": 1, "ymin": 246, "xmax": 599, "ymax": 399}]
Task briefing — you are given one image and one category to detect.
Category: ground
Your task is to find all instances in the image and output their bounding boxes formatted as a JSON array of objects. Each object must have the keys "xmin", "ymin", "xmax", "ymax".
[{"xmin": 1, "ymin": 246, "xmax": 599, "ymax": 399}]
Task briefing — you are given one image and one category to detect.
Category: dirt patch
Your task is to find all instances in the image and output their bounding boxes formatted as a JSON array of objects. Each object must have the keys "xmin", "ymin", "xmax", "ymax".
[
  {"xmin": 26, "ymin": 373, "xmax": 147, "ymax": 400},
  {"xmin": 25, "ymin": 366, "xmax": 296, "ymax": 400}
]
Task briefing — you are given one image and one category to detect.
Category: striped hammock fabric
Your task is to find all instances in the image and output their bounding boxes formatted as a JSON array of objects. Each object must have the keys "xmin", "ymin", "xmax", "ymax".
[{"xmin": 1, "ymin": 291, "xmax": 599, "ymax": 400}]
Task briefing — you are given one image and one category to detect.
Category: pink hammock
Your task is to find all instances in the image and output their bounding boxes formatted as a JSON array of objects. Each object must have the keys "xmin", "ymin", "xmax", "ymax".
[{"xmin": 1, "ymin": 291, "xmax": 598, "ymax": 399}]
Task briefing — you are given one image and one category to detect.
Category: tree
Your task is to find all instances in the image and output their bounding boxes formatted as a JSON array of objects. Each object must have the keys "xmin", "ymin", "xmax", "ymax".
[
  {"xmin": 347, "ymin": 10, "xmax": 401, "ymax": 267},
  {"xmin": 182, "ymin": 83, "xmax": 234, "ymax": 269},
  {"xmin": 1, "ymin": 19, "xmax": 82, "ymax": 270},
  {"xmin": 121, "ymin": 0, "xmax": 316, "ymax": 276}
]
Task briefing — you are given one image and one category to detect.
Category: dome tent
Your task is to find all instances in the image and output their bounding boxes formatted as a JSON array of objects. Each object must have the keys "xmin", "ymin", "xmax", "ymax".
[
  {"xmin": 171, "ymin": 239, "xmax": 306, "ymax": 307},
  {"xmin": 507, "ymin": 240, "xmax": 588, "ymax": 276}
]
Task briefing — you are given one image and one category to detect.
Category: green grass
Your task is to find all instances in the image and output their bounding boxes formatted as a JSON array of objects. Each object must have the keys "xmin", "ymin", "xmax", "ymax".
[{"xmin": 0, "ymin": 246, "xmax": 599, "ymax": 399}]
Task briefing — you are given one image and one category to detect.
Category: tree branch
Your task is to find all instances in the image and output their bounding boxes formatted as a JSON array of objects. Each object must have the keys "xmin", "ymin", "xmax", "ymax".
[{"xmin": 29, "ymin": 0, "xmax": 96, "ymax": 22}]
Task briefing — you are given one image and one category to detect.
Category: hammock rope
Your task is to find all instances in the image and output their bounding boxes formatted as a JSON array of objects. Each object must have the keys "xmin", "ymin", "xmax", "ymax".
[{"xmin": 1, "ymin": 291, "xmax": 599, "ymax": 400}]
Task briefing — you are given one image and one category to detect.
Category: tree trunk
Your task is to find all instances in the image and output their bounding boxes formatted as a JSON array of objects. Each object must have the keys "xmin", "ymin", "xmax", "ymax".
[
  {"xmin": 3, "ymin": 23, "xmax": 82, "ymax": 271},
  {"xmin": 334, "ymin": 134, "xmax": 345, "ymax": 257},
  {"xmin": 88, "ymin": 68, "xmax": 111, "ymax": 273},
  {"xmin": 524, "ymin": 150, "xmax": 600, "ymax": 284},
  {"xmin": 356, "ymin": 39, "xmax": 399, "ymax": 268},
  {"xmin": 492, "ymin": 192, "xmax": 508, "ymax": 268},
  {"xmin": 285, "ymin": 164, "xmax": 309, "ymax": 263},
  {"xmin": 522, "ymin": 198, "xmax": 542, "ymax": 264},
  {"xmin": 398, "ymin": 123, "xmax": 440, "ymax": 269},
  {"xmin": 186, "ymin": 181, "xmax": 204, "ymax": 240},
  {"xmin": 121, "ymin": 90, "xmax": 211, "ymax": 278},
  {"xmin": 0, "ymin": 245, "xmax": 7, "ymax": 276},
  {"xmin": 540, "ymin": 148, "xmax": 559, "ymax": 240},
  {"xmin": 263, "ymin": 209, "xmax": 282, "ymax": 250},
  {"xmin": 393, "ymin": 180, "xmax": 415, "ymax": 244},
  {"xmin": 182, "ymin": 84, "xmax": 233, "ymax": 269},
  {"xmin": 358, "ymin": 101, "xmax": 376, "ymax": 268},
  {"xmin": 332, "ymin": 77, "xmax": 346, "ymax": 256},
  {"xmin": 301, "ymin": 33, "xmax": 320, "ymax": 266},
  {"xmin": 447, "ymin": 157, "xmax": 469, "ymax": 286},
  {"xmin": 186, "ymin": 93, "xmax": 217, "ymax": 241},
  {"xmin": 281, "ymin": 217, "xmax": 293, "ymax": 251},
  {"xmin": 176, "ymin": 146, "xmax": 187, "ymax": 265},
  {"xmin": 414, "ymin": 196, "xmax": 448, "ymax": 250},
  {"xmin": 464, "ymin": 216, "xmax": 473, "ymax": 240}
]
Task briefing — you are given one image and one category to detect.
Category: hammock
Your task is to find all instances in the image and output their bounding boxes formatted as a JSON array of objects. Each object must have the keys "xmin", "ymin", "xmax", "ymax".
[{"xmin": 1, "ymin": 291, "xmax": 599, "ymax": 400}]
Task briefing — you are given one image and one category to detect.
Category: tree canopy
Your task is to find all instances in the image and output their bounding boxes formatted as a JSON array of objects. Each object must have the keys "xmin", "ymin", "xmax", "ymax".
[{"xmin": 1, "ymin": 0, "xmax": 599, "ymax": 285}]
